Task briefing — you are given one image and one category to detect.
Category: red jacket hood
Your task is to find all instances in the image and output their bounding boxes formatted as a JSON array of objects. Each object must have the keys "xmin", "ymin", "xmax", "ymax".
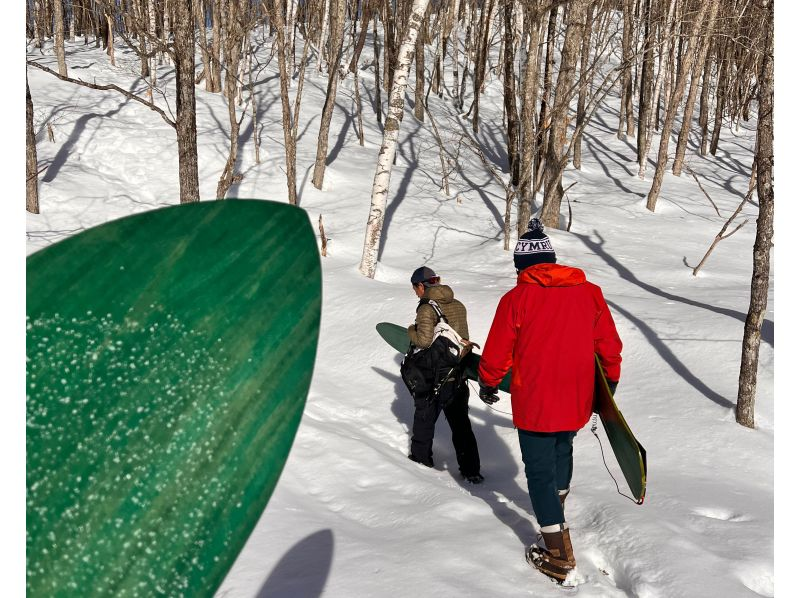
[{"xmin": 517, "ymin": 263, "xmax": 586, "ymax": 287}]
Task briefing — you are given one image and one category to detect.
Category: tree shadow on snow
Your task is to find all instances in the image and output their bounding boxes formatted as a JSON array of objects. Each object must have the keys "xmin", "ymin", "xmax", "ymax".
[
  {"xmin": 575, "ymin": 231, "xmax": 773, "ymax": 349},
  {"xmin": 606, "ymin": 299, "xmax": 735, "ymax": 409},
  {"xmin": 374, "ymin": 363, "xmax": 540, "ymax": 548},
  {"xmin": 255, "ymin": 529, "xmax": 334, "ymax": 598},
  {"xmin": 42, "ymin": 100, "xmax": 129, "ymax": 183}
]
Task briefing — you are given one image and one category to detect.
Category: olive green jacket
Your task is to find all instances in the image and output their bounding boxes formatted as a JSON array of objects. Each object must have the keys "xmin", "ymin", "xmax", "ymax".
[{"xmin": 407, "ymin": 284, "xmax": 470, "ymax": 348}]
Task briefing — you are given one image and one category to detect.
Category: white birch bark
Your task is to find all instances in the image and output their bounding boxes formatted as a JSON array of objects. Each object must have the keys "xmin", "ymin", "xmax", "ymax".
[
  {"xmin": 637, "ymin": 0, "xmax": 676, "ymax": 179},
  {"xmin": 69, "ymin": 2, "xmax": 76, "ymax": 42},
  {"xmin": 148, "ymin": 0, "xmax": 160, "ymax": 73},
  {"xmin": 451, "ymin": 0, "xmax": 461, "ymax": 99},
  {"xmin": 359, "ymin": 0, "xmax": 431, "ymax": 278},
  {"xmin": 318, "ymin": 0, "xmax": 331, "ymax": 72},
  {"xmin": 287, "ymin": 0, "xmax": 297, "ymax": 76}
]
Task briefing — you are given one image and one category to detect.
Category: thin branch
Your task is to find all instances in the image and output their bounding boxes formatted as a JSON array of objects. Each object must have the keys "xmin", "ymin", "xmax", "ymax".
[{"xmin": 26, "ymin": 60, "xmax": 177, "ymax": 129}]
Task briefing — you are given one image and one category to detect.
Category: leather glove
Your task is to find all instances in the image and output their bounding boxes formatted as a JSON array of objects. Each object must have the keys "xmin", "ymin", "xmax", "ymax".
[
  {"xmin": 478, "ymin": 380, "xmax": 499, "ymax": 405},
  {"xmin": 607, "ymin": 381, "xmax": 618, "ymax": 396}
]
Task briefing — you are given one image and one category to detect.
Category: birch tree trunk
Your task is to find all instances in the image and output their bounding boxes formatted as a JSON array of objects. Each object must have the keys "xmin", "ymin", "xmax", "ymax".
[
  {"xmin": 414, "ymin": 16, "xmax": 425, "ymax": 121},
  {"xmin": 359, "ymin": 0, "xmax": 431, "ymax": 278},
  {"xmin": 698, "ymin": 46, "xmax": 714, "ymax": 156},
  {"xmin": 540, "ymin": 0, "xmax": 589, "ymax": 228},
  {"xmin": 106, "ymin": 13, "xmax": 115, "ymax": 66},
  {"xmin": 710, "ymin": 39, "xmax": 730, "ymax": 156},
  {"xmin": 617, "ymin": 0, "xmax": 633, "ymax": 139},
  {"xmin": 215, "ymin": 0, "xmax": 246, "ymax": 199},
  {"xmin": 471, "ymin": 0, "xmax": 495, "ymax": 133},
  {"xmin": 318, "ymin": 0, "xmax": 331, "ymax": 72},
  {"xmin": 372, "ymin": 10, "xmax": 382, "ymax": 124},
  {"xmin": 54, "ymin": 0, "xmax": 68, "ymax": 76},
  {"xmin": 534, "ymin": 5, "xmax": 558, "ymax": 192},
  {"xmin": 26, "ymin": 76, "xmax": 40, "ymax": 214},
  {"xmin": 69, "ymin": 0, "xmax": 76, "ymax": 41},
  {"xmin": 311, "ymin": 0, "xmax": 347, "ymax": 189},
  {"xmin": 672, "ymin": 0, "xmax": 720, "ymax": 176},
  {"xmin": 636, "ymin": 0, "xmax": 654, "ymax": 164},
  {"xmin": 638, "ymin": 0, "xmax": 676, "ymax": 179},
  {"xmin": 287, "ymin": 0, "xmax": 297, "ymax": 75},
  {"xmin": 211, "ymin": 0, "xmax": 223, "ymax": 90},
  {"xmin": 269, "ymin": 0, "xmax": 299, "ymax": 204},
  {"xmin": 573, "ymin": 1, "xmax": 594, "ymax": 169},
  {"xmin": 501, "ymin": 0, "xmax": 519, "ymax": 186},
  {"xmin": 517, "ymin": 3, "xmax": 542, "ymax": 236},
  {"xmin": 174, "ymin": 0, "xmax": 200, "ymax": 203},
  {"xmin": 737, "ymin": 0, "xmax": 773, "ymax": 429},
  {"xmin": 646, "ymin": 0, "xmax": 711, "ymax": 211},
  {"xmin": 450, "ymin": 0, "xmax": 461, "ymax": 101}
]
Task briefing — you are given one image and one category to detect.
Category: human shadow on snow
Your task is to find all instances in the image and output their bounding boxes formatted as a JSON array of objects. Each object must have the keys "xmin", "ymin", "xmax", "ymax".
[
  {"xmin": 374, "ymin": 361, "xmax": 540, "ymax": 548},
  {"xmin": 255, "ymin": 529, "xmax": 333, "ymax": 598}
]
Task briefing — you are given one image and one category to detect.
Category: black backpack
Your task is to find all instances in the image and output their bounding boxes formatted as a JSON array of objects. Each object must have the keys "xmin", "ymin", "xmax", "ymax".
[{"xmin": 400, "ymin": 300, "xmax": 465, "ymax": 406}]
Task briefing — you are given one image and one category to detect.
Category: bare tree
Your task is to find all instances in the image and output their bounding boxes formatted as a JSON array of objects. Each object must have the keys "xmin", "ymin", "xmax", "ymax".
[
  {"xmin": 470, "ymin": 0, "xmax": 496, "ymax": 133},
  {"xmin": 173, "ymin": 0, "xmax": 200, "ymax": 202},
  {"xmin": 573, "ymin": 0, "xmax": 596, "ymax": 169},
  {"xmin": 737, "ymin": 0, "xmax": 773, "ymax": 429},
  {"xmin": 645, "ymin": 0, "xmax": 712, "ymax": 211},
  {"xmin": 516, "ymin": 2, "xmax": 543, "ymax": 235},
  {"xmin": 26, "ymin": 76, "xmax": 40, "ymax": 214},
  {"xmin": 216, "ymin": 0, "xmax": 250, "ymax": 199},
  {"xmin": 359, "ymin": 0, "xmax": 431, "ymax": 278},
  {"xmin": 501, "ymin": 0, "xmax": 520, "ymax": 186},
  {"xmin": 311, "ymin": 0, "xmax": 347, "ymax": 189},
  {"xmin": 617, "ymin": 0, "xmax": 633, "ymax": 139},
  {"xmin": 540, "ymin": 0, "xmax": 590, "ymax": 228},
  {"xmin": 267, "ymin": 0, "xmax": 310, "ymax": 204},
  {"xmin": 53, "ymin": 0, "xmax": 68, "ymax": 76},
  {"xmin": 672, "ymin": 0, "xmax": 720, "ymax": 176}
]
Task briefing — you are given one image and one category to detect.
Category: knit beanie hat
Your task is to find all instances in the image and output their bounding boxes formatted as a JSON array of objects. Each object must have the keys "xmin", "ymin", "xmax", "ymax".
[
  {"xmin": 513, "ymin": 218, "xmax": 557, "ymax": 272},
  {"xmin": 410, "ymin": 266, "xmax": 440, "ymax": 287}
]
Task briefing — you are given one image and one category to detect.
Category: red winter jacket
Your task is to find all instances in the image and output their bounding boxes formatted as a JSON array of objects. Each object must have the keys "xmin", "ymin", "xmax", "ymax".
[{"xmin": 478, "ymin": 263, "xmax": 622, "ymax": 433}]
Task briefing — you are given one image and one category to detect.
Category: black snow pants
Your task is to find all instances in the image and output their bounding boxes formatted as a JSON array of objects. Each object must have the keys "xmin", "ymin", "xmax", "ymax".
[{"xmin": 409, "ymin": 381, "xmax": 481, "ymax": 477}]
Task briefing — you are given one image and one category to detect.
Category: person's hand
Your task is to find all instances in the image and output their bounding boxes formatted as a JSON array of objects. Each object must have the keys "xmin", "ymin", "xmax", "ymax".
[{"xmin": 478, "ymin": 380, "xmax": 499, "ymax": 405}]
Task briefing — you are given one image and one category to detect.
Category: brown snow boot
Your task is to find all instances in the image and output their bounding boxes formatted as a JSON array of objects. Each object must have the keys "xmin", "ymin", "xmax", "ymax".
[{"xmin": 526, "ymin": 527, "xmax": 577, "ymax": 584}]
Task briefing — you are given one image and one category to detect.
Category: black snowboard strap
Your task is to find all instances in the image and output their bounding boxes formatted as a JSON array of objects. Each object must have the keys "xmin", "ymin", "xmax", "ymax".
[{"xmin": 590, "ymin": 414, "xmax": 641, "ymax": 505}]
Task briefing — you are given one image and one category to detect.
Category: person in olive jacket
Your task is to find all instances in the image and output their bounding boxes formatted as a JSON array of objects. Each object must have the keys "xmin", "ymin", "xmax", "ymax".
[
  {"xmin": 406, "ymin": 266, "xmax": 483, "ymax": 484},
  {"xmin": 478, "ymin": 219, "xmax": 622, "ymax": 585}
]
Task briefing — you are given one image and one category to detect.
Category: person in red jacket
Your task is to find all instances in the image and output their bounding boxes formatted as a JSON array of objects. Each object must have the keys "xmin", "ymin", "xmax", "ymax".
[{"xmin": 478, "ymin": 218, "xmax": 622, "ymax": 586}]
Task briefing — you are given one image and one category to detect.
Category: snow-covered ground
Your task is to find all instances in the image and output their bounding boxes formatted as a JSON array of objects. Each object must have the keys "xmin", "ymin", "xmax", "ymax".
[{"xmin": 20, "ymin": 22, "xmax": 785, "ymax": 597}]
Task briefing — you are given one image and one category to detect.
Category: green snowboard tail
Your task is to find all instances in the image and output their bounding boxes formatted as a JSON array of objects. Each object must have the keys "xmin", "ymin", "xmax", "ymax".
[
  {"xmin": 376, "ymin": 322, "xmax": 646, "ymax": 503},
  {"xmin": 27, "ymin": 200, "xmax": 322, "ymax": 597},
  {"xmin": 593, "ymin": 355, "xmax": 647, "ymax": 504}
]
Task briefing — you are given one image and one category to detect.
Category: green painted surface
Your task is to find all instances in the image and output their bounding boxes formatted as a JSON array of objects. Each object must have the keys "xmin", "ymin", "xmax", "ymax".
[
  {"xmin": 377, "ymin": 323, "xmax": 646, "ymax": 503},
  {"xmin": 27, "ymin": 200, "xmax": 322, "ymax": 597},
  {"xmin": 593, "ymin": 355, "xmax": 647, "ymax": 504}
]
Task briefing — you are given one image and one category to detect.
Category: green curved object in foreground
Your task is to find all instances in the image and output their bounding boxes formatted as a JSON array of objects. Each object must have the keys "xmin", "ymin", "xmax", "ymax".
[{"xmin": 27, "ymin": 200, "xmax": 321, "ymax": 597}]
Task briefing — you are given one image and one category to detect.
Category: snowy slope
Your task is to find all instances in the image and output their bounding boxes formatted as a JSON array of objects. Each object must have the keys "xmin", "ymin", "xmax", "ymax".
[{"xmin": 26, "ymin": 31, "xmax": 774, "ymax": 598}]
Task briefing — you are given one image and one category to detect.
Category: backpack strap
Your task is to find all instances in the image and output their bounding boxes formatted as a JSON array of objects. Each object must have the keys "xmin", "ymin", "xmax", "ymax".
[{"xmin": 416, "ymin": 298, "xmax": 448, "ymax": 324}]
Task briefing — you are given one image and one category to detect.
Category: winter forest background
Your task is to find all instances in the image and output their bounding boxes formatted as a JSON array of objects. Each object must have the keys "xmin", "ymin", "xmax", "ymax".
[{"xmin": 17, "ymin": 0, "xmax": 793, "ymax": 596}]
